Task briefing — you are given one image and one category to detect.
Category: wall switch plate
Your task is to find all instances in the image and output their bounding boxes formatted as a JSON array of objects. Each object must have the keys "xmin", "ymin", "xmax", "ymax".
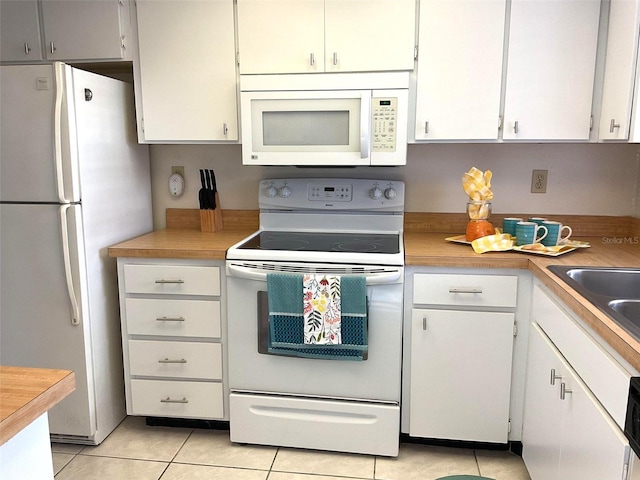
[{"xmin": 531, "ymin": 169, "xmax": 548, "ymax": 193}]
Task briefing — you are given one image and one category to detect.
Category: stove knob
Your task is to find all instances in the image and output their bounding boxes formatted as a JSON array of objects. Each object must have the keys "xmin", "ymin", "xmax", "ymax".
[
  {"xmin": 266, "ymin": 185, "xmax": 278, "ymax": 198},
  {"xmin": 384, "ymin": 187, "xmax": 397, "ymax": 200},
  {"xmin": 279, "ymin": 185, "xmax": 292, "ymax": 198},
  {"xmin": 370, "ymin": 187, "xmax": 383, "ymax": 200}
]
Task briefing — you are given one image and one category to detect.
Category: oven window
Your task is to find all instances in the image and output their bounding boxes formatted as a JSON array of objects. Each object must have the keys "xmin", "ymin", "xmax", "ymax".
[{"xmin": 263, "ymin": 111, "xmax": 349, "ymax": 146}]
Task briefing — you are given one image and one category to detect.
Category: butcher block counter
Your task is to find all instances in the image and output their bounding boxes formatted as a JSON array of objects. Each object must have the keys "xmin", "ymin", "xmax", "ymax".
[
  {"xmin": 0, "ymin": 366, "xmax": 75, "ymax": 445},
  {"xmin": 0, "ymin": 366, "xmax": 75, "ymax": 479},
  {"xmin": 109, "ymin": 210, "xmax": 640, "ymax": 372}
]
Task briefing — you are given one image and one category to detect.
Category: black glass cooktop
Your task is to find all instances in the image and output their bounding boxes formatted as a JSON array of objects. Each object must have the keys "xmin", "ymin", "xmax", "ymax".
[{"xmin": 238, "ymin": 231, "xmax": 400, "ymax": 254}]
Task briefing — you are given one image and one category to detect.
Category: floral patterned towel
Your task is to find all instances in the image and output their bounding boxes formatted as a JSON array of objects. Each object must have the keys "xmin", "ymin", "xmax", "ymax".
[{"xmin": 303, "ymin": 274, "xmax": 341, "ymax": 345}]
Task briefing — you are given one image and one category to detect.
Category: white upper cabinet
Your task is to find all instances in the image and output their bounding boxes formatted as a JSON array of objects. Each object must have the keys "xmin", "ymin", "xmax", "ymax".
[
  {"xmin": 601, "ymin": 0, "xmax": 640, "ymax": 141},
  {"xmin": 0, "ymin": 1, "xmax": 43, "ymax": 62},
  {"xmin": 414, "ymin": 0, "xmax": 506, "ymax": 140},
  {"xmin": 237, "ymin": 0, "xmax": 416, "ymax": 74},
  {"xmin": 134, "ymin": 0, "xmax": 238, "ymax": 142},
  {"xmin": 323, "ymin": 0, "xmax": 416, "ymax": 73},
  {"xmin": 503, "ymin": 0, "xmax": 601, "ymax": 141},
  {"xmin": 237, "ymin": 0, "xmax": 324, "ymax": 74},
  {"xmin": 1, "ymin": 0, "xmax": 129, "ymax": 63},
  {"xmin": 41, "ymin": 0, "xmax": 125, "ymax": 61}
]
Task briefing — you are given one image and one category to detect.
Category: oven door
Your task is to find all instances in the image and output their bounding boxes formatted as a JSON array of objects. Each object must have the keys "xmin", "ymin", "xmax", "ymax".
[{"xmin": 226, "ymin": 261, "xmax": 403, "ymax": 403}]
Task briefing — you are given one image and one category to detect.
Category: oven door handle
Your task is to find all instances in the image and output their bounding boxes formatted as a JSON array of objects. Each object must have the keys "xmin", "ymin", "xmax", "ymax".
[{"xmin": 227, "ymin": 263, "xmax": 402, "ymax": 284}]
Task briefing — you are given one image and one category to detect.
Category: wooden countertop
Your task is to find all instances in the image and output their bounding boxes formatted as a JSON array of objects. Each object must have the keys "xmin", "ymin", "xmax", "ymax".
[
  {"xmin": 0, "ymin": 366, "xmax": 75, "ymax": 446},
  {"xmin": 108, "ymin": 209, "xmax": 640, "ymax": 373}
]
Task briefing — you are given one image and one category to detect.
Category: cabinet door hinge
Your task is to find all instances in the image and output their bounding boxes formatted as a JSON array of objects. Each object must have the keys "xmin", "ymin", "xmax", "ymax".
[
  {"xmin": 590, "ymin": 115, "xmax": 594, "ymax": 131},
  {"xmin": 507, "ymin": 420, "xmax": 512, "ymax": 433},
  {"xmin": 414, "ymin": 45, "xmax": 418, "ymax": 61},
  {"xmin": 513, "ymin": 321, "xmax": 517, "ymax": 337},
  {"xmin": 498, "ymin": 116, "xmax": 503, "ymax": 131},
  {"xmin": 141, "ymin": 118, "xmax": 145, "ymax": 133}
]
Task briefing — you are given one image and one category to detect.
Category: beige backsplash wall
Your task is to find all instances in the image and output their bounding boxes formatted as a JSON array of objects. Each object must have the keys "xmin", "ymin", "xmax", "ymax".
[{"xmin": 149, "ymin": 143, "xmax": 640, "ymax": 229}]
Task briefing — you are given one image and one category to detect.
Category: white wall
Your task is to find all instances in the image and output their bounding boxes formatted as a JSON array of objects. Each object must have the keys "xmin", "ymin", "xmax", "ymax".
[{"xmin": 149, "ymin": 143, "xmax": 640, "ymax": 229}]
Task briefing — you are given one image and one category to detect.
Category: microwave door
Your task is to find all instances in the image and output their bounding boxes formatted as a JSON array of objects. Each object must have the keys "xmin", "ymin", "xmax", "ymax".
[{"xmin": 241, "ymin": 90, "xmax": 371, "ymax": 166}]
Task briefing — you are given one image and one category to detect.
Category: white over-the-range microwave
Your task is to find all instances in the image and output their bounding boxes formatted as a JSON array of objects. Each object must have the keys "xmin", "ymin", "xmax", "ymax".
[{"xmin": 239, "ymin": 72, "xmax": 409, "ymax": 166}]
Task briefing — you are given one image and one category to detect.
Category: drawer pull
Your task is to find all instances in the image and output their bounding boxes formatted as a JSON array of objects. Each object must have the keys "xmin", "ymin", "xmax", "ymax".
[
  {"xmin": 448, "ymin": 287, "xmax": 483, "ymax": 294},
  {"xmin": 156, "ymin": 316, "xmax": 186, "ymax": 322},
  {"xmin": 160, "ymin": 396, "xmax": 189, "ymax": 404},
  {"xmin": 158, "ymin": 358, "xmax": 187, "ymax": 364},
  {"xmin": 155, "ymin": 279, "xmax": 185, "ymax": 284}
]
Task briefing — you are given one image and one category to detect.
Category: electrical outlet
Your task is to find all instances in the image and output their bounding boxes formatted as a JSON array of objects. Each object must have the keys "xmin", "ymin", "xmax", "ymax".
[
  {"xmin": 531, "ymin": 169, "xmax": 548, "ymax": 194},
  {"xmin": 171, "ymin": 166, "xmax": 184, "ymax": 177}
]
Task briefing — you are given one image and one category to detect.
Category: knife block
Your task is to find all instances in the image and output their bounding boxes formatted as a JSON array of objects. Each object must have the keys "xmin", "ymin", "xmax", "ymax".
[{"xmin": 200, "ymin": 194, "xmax": 223, "ymax": 232}]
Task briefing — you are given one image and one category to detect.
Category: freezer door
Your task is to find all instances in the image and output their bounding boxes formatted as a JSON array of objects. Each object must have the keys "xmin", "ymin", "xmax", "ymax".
[
  {"xmin": 0, "ymin": 63, "xmax": 80, "ymax": 203},
  {"xmin": 0, "ymin": 203, "xmax": 95, "ymax": 438}
]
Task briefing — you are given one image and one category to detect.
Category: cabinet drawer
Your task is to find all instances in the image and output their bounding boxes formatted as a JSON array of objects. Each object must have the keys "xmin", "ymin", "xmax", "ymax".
[
  {"xmin": 124, "ymin": 264, "xmax": 220, "ymax": 296},
  {"xmin": 128, "ymin": 340, "xmax": 222, "ymax": 380},
  {"xmin": 413, "ymin": 274, "xmax": 517, "ymax": 308},
  {"xmin": 125, "ymin": 298, "xmax": 221, "ymax": 338},
  {"xmin": 130, "ymin": 379, "xmax": 223, "ymax": 419}
]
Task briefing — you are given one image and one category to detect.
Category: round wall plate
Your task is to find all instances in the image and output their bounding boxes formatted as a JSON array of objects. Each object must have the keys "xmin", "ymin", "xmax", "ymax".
[{"xmin": 169, "ymin": 173, "xmax": 185, "ymax": 197}]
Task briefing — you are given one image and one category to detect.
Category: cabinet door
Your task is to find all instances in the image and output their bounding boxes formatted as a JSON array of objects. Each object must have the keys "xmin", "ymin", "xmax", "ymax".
[
  {"xmin": 237, "ymin": 0, "xmax": 324, "ymax": 74},
  {"xmin": 414, "ymin": 0, "xmax": 505, "ymax": 140},
  {"xmin": 136, "ymin": 0, "xmax": 237, "ymax": 141},
  {"xmin": 503, "ymin": 0, "xmax": 600, "ymax": 140},
  {"xmin": 41, "ymin": 0, "xmax": 124, "ymax": 61},
  {"xmin": 0, "ymin": 0, "xmax": 43, "ymax": 62},
  {"xmin": 522, "ymin": 324, "xmax": 564, "ymax": 480},
  {"xmin": 599, "ymin": 0, "xmax": 640, "ymax": 140},
  {"xmin": 558, "ymin": 357, "xmax": 631, "ymax": 480},
  {"xmin": 324, "ymin": 0, "xmax": 416, "ymax": 73},
  {"xmin": 409, "ymin": 309, "xmax": 515, "ymax": 443}
]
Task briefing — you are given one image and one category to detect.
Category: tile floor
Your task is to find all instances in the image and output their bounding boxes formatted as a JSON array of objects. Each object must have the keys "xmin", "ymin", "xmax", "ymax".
[{"xmin": 52, "ymin": 416, "xmax": 531, "ymax": 480}]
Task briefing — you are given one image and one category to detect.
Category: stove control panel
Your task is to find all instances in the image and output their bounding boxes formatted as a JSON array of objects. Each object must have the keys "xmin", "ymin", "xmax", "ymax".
[
  {"xmin": 259, "ymin": 178, "xmax": 404, "ymax": 211},
  {"xmin": 309, "ymin": 184, "xmax": 352, "ymax": 202}
]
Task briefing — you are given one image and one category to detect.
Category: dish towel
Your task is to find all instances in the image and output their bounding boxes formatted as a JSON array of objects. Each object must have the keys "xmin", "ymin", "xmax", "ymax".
[
  {"xmin": 266, "ymin": 273, "xmax": 368, "ymax": 361},
  {"xmin": 303, "ymin": 274, "xmax": 342, "ymax": 345}
]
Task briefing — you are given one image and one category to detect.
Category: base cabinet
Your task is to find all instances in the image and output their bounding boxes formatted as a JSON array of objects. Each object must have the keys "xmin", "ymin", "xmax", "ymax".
[
  {"xmin": 403, "ymin": 270, "xmax": 523, "ymax": 444},
  {"xmin": 117, "ymin": 258, "xmax": 228, "ymax": 421},
  {"xmin": 409, "ymin": 308, "xmax": 515, "ymax": 442},
  {"xmin": 522, "ymin": 284, "xmax": 633, "ymax": 480}
]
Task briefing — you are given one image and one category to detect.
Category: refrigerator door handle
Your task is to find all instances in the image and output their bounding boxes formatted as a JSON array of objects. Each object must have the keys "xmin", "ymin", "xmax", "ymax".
[
  {"xmin": 60, "ymin": 205, "xmax": 80, "ymax": 326},
  {"xmin": 54, "ymin": 62, "xmax": 68, "ymax": 204}
]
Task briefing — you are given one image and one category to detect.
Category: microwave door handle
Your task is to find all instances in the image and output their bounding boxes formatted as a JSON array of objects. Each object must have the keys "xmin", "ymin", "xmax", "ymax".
[{"xmin": 360, "ymin": 91, "xmax": 371, "ymax": 159}]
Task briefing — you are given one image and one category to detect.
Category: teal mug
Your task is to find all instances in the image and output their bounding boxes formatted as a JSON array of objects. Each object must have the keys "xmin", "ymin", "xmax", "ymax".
[
  {"xmin": 502, "ymin": 217, "xmax": 523, "ymax": 237},
  {"xmin": 541, "ymin": 221, "xmax": 572, "ymax": 246},
  {"xmin": 516, "ymin": 221, "xmax": 548, "ymax": 246},
  {"xmin": 528, "ymin": 217, "xmax": 547, "ymax": 226}
]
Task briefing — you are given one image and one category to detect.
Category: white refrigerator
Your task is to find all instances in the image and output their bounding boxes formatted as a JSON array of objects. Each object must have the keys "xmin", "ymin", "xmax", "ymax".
[{"xmin": 0, "ymin": 63, "xmax": 152, "ymax": 444}]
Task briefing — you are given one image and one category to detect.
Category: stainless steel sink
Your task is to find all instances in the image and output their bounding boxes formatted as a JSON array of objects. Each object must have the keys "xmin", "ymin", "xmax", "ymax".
[{"xmin": 547, "ymin": 265, "xmax": 640, "ymax": 341}]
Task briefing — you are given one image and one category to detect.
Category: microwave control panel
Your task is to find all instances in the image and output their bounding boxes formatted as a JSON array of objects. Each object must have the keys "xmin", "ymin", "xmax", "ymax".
[{"xmin": 372, "ymin": 97, "xmax": 397, "ymax": 153}]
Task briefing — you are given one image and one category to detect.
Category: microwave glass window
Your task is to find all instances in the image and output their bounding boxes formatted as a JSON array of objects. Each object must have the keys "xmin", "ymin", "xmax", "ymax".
[{"xmin": 262, "ymin": 111, "xmax": 349, "ymax": 146}]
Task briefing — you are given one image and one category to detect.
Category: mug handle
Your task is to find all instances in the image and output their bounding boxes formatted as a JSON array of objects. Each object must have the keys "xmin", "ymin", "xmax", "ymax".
[
  {"xmin": 560, "ymin": 226, "xmax": 572, "ymax": 241},
  {"xmin": 536, "ymin": 225, "xmax": 548, "ymax": 243}
]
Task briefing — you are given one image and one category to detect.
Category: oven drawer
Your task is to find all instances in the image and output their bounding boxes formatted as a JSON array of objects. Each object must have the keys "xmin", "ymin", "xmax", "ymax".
[
  {"xmin": 128, "ymin": 340, "xmax": 222, "ymax": 380},
  {"xmin": 229, "ymin": 392, "xmax": 400, "ymax": 456},
  {"xmin": 130, "ymin": 379, "xmax": 223, "ymax": 419},
  {"xmin": 124, "ymin": 264, "xmax": 220, "ymax": 296},
  {"xmin": 125, "ymin": 298, "xmax": 221, "ymax": 338},
  {"xmin": 413, "ymin": 273, "xmax": 517, "ymax": 308}
]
